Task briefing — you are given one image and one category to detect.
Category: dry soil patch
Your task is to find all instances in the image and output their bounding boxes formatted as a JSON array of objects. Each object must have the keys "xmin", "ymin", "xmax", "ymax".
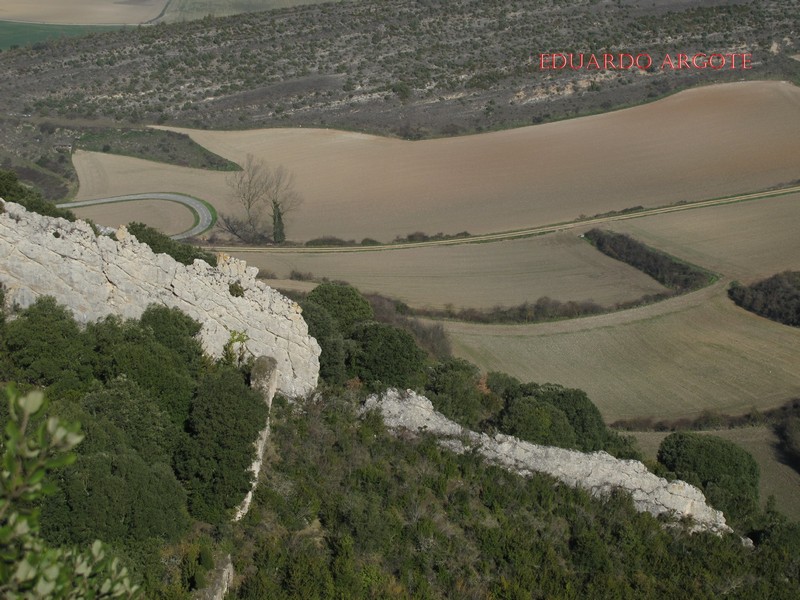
[{"xmin": 154, "ymin": 81, "xmax": 800, "ymax": 242}]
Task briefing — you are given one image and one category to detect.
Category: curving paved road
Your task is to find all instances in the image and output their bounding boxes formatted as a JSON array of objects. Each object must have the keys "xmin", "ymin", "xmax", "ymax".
[{"xmin": 57, "ymin": 193, "xmax": 215, "ymax": 240}]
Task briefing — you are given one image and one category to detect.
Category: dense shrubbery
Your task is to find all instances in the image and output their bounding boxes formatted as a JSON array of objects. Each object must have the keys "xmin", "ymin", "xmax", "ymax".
[
  {"xmin": 728, "ymin": 271, "xmax": 800, "ymax": 327},
  {"xmin": 584, "ymin": 228, "xmax": 713, "ymax": 292},
  {"xmin": 126, "ymin": 222, "xmax": 218, "ymax": 267},
  {"xmin": 424, "ymin": 358, "xmax": 499, "ymax": 429},
  {"xmin": 306, "ymin": 282, "xmax": 374, "ymax": 335},
  {"xmin": 302, "ymin": 283, "xmax": 431, "ymax": 389},
  {"xmin": 392, "ymin": 230, "xmax": 471, "ymax": 244},
  {"xmin": 0, "ymin": 296, "xmax": 268, "ymax": 595},
  {"xmin": 658, "ymin": 432, "xmax": 761, "ymax": 526},
  {"xmin": 486, "ymin": 375, "xmax": 638, "ymax": 456},
  {"xmin": 228, "ymin": 392, "xmax": 800, "ymax": 599},
  {"xmin": 349, "ymin": 322, "xmax": 427, "ymax": 389}
]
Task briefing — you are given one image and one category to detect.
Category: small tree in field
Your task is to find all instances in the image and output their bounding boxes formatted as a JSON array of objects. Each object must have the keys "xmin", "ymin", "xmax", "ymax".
[{"xmin": 219, "ymin": 155, "xmax": 302, "ymax": 244}]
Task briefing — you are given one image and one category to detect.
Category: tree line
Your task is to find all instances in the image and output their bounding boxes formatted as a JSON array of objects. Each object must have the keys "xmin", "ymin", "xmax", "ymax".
[
  {"xmin": 728, "ymin": 271, "xmax": 800, "ymax": 327},
  {"xmin": 584, "ymin": 228, "xmax": 714, "ymax": 292}
]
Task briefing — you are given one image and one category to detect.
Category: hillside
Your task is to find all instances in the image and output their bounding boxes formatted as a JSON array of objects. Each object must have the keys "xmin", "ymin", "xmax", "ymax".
[{"xmin": 0, "ymin": 0, "xmax": 798, "ymax": 197}]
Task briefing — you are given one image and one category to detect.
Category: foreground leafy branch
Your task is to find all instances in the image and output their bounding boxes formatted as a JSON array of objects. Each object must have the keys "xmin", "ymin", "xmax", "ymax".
[{"xmin": 0, "ymin": 385, "xmax": 140, "ymax": 598}]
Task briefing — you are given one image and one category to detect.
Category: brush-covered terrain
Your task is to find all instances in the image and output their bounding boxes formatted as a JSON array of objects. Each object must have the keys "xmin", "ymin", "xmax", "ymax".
[{"xmin": 1, "ymin": 0, "xmax": 798, "ymax": 198}]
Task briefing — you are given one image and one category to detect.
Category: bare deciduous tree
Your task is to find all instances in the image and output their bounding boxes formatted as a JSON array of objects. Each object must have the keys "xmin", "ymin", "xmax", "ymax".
[{"xmin": 219, "ymin": 154, "xmax": 302, "ymax": 244}]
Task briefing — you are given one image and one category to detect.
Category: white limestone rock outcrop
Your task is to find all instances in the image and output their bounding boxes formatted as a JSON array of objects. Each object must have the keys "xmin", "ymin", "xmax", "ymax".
[
  {"xmin": 0, "ymin": 201, "xmax": 319, "ymax": 397},
  {"xmin": 363, "ymin": 389, "xmax": 732, "ymax": 535}
]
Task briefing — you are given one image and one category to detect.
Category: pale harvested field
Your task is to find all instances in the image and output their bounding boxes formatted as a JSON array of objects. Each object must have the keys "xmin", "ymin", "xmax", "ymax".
[
  {"xmin": 72, "ymin": 150, "xmax": 238, "ymax": 224},
  {"xmin": 146, "ymin": 81, "xmax": 800, "ymax": 242},
  {"xmin": 0, "ymin": 1, "xmax": 166, "ymax": 24},
  {"xmin": 233, "ymin": 233, "xmax": 668, "ymax": 309},
  {"xmin": 444, "ymin": 282, "xmax": 800, "ymax": 423},
  {"xmin": 599, "ymin": 193, "xmax": 800, "ymax": 283},
  {"xmin": 632, "ymin": 428, "xmax": 800, "ymax": 521},
  {"xmin": 72, "ymin": 200, "xmax": 195, "ymax": 237}
]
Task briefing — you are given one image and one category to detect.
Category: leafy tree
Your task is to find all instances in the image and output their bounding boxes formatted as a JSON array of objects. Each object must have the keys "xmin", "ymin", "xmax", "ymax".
[
  {"xmin": 3, "ymin": 297, "xmax": 94, "ymax": 395},
  {"xmin": 79, "ymin": 378, "xmax": 173, "ymax": 464},
  {"xmin": 42, "ymin": 451, "xmax": 188, "ymax": 546},
  {"xmin": 173, "ymin": 367, "xmax": 268, "ymax": 524},
  {"xmin": 139, "ymin": 305, "xmax": 206, "ymax": 377},
  {"xmin": 348, "ymin": 323, "xmax": 427, "ymax": 389},
  {"xmin": 306, "ymin": 283, "xmax": 374, "ymax": 336},
  {"xmin": 299, "ymin": 300, "xmax": 346, "ymax": 384},
  {"xmin": 425, "ymin": 358, "xmax": 498, "ymax": 429},
  {"xmin": 658, "ymin": 432, "xmax": 760, "ymax": 525},
  {"xmin": 0, "ymin": 386, "xmax": 139, "ymax": 598},
  {"xmin": 500, "ymin": 396, "xmax": 577, "ymax": 448}
]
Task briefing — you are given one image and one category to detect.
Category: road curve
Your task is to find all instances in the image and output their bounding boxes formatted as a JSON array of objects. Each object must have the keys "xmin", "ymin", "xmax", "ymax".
[{"xmin": 57, "ymin": 193, "xmax": 215, "ymax": 240}]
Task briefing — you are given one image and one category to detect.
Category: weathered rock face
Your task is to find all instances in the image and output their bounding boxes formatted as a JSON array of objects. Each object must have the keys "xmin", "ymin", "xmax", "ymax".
[
  {"xmin": 0, "ymin": 201, "xmax": 319, "ymax": 397},
  {"xmin": 363, "ymin": 389, "xmax": 732, "ymax": 535}
]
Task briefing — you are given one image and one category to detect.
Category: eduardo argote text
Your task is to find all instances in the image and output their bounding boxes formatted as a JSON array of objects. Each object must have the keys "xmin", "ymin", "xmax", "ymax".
[{"xmin": 537, "ymin": 52, "xmax": 753, "ymax": 71}]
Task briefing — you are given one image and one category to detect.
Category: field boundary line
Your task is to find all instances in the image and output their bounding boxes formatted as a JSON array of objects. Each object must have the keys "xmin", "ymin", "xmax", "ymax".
[{"xmin": 213, "ymin": 183, "xmax": 800, "ymax": 254}]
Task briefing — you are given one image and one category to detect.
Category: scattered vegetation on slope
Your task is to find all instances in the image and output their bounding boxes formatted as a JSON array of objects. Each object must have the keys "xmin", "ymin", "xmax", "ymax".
[
  {"xmin": 728, "ymin": 271, "xmax": 800, "ymax": 327},
  {"xmin": 76, "ymin": 128, "xmax": 240, "ymax": 171},
  {"xmin": 126, "ymin": 222, "xmax": 218, "ymax": 266}
]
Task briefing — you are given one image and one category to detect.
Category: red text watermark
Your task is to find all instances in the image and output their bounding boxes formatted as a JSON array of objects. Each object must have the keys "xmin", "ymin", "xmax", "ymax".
[{"xmin": 537, "ymin": 52, "xmax": 752, "ymax": 71}]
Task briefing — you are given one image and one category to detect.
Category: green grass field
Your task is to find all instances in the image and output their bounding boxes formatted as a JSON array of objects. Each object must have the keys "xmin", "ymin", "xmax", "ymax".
[{"xmin": 0, "ymin": 21, "xmax": 122, "ymax": 50}]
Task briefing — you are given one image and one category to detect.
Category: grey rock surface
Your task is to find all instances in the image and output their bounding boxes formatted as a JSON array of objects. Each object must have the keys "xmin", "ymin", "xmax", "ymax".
[
  {"xmin": 0, "ymin": 200, "xmax": 319, "ymax": 397},
  {"xmin": 363, "ymin": 389, "xmax": 732, "ymax": 535}
]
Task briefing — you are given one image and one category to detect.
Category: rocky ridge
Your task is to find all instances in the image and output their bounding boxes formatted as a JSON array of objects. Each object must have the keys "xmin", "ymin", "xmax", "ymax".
[
  {"xmin": 0, "ymin": 200, "xmax": 319, "ymax": 397},
  {"xmin": 363, "ymin": 389, "xmax": 732, "ymax": 535}
]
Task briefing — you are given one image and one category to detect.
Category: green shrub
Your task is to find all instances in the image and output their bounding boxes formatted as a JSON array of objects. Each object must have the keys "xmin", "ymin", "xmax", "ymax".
[
  {"xmin": 499, "ymin": 396, "xmax": 577, "ymax": 449},
  {"xmin": 425, "ymin": 358, "xmax": 497, "ymax": 429},
  {"xmin": 307, "ymin": 283, "xmax": 374, "ymax": 336},
  {"xmin": 174, "ymin": 366, "xmax": 268, "ymax": 524},
  {"xmin": 657, "ymin": 432, "xmax": 760, "ymax": 524},
  {"xmin": 127, "ymin": 222, "xmax": 217, "ymax": 267},
  {"xmin": 3, "ymin": 296, "xmax": 94, "ymax": 393},
  {"xmin": 229, "ymin": 281, "xmax": 245, "ymax": 297},
  {"xmin": 516, "ymin": 384, "xmax": 607, "ymax": 452},
  {"xmin": 349, "ymin": 322, "xmax": 427, "ymax": 389},
  {"xmin": 300, "ymin": 300, "xmax": 347, "ymax": 385}
]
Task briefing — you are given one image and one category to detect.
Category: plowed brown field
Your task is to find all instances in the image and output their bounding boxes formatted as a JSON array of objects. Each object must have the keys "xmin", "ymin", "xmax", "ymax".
[{"xmin": 155, "ymin": 81, "xmax": 800, "ymax": 242}]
